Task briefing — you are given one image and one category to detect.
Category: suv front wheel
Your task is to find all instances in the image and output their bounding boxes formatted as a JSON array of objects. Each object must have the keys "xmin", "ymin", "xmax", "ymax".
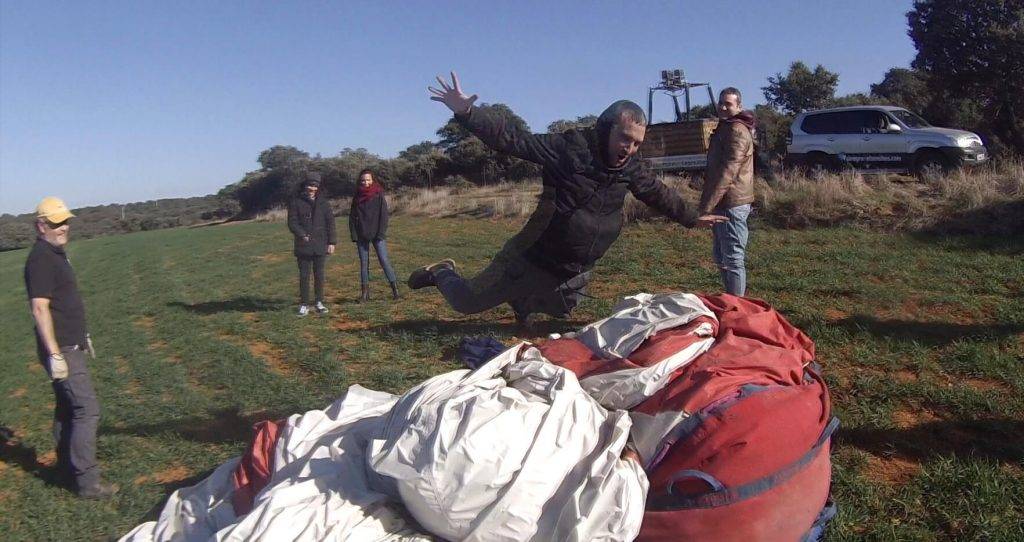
[{"xmin": 914, "ymin": 150, "xmax": 951, "ymax": 177}]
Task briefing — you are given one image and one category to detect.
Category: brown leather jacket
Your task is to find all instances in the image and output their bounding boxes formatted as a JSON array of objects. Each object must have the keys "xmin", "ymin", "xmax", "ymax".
[{"xmin": 700, "ymin": 116, "xmax": 755, "ymax": 214}]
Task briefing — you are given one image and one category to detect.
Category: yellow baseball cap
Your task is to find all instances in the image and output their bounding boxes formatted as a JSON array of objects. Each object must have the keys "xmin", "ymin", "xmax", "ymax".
[{"xmin": 35, "ymin": 197, "xmax": 75, "ymax": 223}]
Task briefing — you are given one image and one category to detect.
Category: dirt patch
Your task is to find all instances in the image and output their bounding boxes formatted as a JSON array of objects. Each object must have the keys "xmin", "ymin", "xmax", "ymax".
[
  {"xmin": 333, "ymin": 316, "xmax": 370, "ymax": 332},
  {"xmin": 11, "ymin": 388, "xmax": 27, "ymax": 398},
  {"xmin": 135, "ymin": 315, "xmax": 156, "ymax": 330},
  {"xmin": 961, "ymin": 377, "xmax": 1011, "ymax": 393},
  {"xmin": 824, "ymin": 308, "xmax": 849, "ymax": 322},
  {"xmin": 114, "ymin": 356, "xmax": 130, "ymax": 374},
  {"xmin": 37, "ymin": 450, "xmax": 57, "ymax": 466},
  {"xmin": 243, "ymin": 313, "xmax": 259, "ymax": 324},
  {"xmin": 900, "ymin": 296, "xmax": 922, "ymax": 315},
  {"xmin": 893, "ymin": 369, "xmax": 919, "ymax": 383},
  {"xmin": 246, "ymin": 341, "xmax": 294, "ymax": 377},
  {"xmin": 254, "ymin": 253, "xmax": 287, "ymax": 264},
  {"xmin": 864, "ymin": 454, "xmax": 922, "ymax": 485},
  {"xmin": 892, "ymin": 406, "xmax": 940, "ymax": 429},
  {"xmin": 134, "ymin": 463, "xmax": 193, "ymax": 486}
]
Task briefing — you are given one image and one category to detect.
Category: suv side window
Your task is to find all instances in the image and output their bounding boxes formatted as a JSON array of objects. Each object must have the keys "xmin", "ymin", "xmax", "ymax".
[
  {"xmin": 802, "ymin": 113, "xmax": 838, "ymax": 134},
  {"xmin": 832, "ymin": 112, "xmax": 863, "ymax": 134},
  {"xmin": 857, "ymin": 111, "xmax": 890, "ymax": 134}
]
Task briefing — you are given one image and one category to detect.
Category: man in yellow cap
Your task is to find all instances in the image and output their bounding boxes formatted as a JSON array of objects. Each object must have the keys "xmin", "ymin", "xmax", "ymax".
[{"xmin": 23, "ymin": 197, "xmax": 117, "ymax": 498}]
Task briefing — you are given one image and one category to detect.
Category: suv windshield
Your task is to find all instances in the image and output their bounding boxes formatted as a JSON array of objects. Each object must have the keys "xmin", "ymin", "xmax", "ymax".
[{"xmin": 890, "ymin": 109, "xmax": 931, "ymax": 128}]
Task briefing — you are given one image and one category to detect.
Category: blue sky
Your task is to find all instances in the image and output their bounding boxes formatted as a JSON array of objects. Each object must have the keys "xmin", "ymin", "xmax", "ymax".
[{"xmin": 0, "ymin": 0, "xmax": 917, "ymax": 214}]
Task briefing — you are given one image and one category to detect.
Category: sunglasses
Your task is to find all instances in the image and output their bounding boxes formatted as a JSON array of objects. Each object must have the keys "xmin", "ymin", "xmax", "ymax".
[{"xmin": 44, "ymin": 219, "xmax": 70, "ymax": 229}]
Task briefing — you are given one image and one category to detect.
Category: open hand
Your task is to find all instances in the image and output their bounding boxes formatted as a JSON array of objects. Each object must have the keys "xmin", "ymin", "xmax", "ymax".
[
  {"xmin": 428, "ymin": 71, "xmax": 478, "ymax": 114},
  {"xmin": 327, "ymin": 244, "xmax": 335, "ymax": 255},
  {"xmin": 696, "ymin": 214, "xmax": 729, "ymax": 228}
]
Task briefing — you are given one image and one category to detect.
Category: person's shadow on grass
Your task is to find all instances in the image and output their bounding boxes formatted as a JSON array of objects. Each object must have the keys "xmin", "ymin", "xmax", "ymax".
[
  {"xmin": 838, "ymin": 417, "xmax": 1024, "ymax": 464},
  {"xmin": 167, "ymin": 297, "xmax": 290, "ymax": 315},
  {"xmin": 366, "ymin": 318, "xmax": 587, "ymax": 341},
  {"xmin": 0, "ymin": 426, "xmax": 67, "ymax": 489},
  {"xmin": 830, "ymin": 315, "xmax": 1024, "ymax": 347}
]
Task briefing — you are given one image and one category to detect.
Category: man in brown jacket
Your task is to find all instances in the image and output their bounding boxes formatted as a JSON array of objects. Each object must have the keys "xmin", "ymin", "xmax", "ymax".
[{"xmin": 700, "ymin": 87, "xmax": 755, "ymax": 296}]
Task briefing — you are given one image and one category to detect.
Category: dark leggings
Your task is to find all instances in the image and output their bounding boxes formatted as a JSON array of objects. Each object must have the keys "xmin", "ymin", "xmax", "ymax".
[{"xmin": 297, "ymin": 255, "xmax": 326, "ymax": 304}]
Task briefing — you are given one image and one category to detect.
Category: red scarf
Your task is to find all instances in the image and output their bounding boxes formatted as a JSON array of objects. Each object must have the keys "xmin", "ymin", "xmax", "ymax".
[{"xmin": 355, "ymin": 181, "xmax": 383, "ymax": 205}]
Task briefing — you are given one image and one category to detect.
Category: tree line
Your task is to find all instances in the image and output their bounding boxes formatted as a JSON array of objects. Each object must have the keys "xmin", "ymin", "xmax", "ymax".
[{"xmin": 220, "ymin": 0, "xmax": 1021, "ymax": 216}]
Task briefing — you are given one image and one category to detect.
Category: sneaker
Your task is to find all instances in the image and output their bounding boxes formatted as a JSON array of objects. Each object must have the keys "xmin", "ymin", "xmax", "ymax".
[
  {"xmin": 297, "ymin": 304, "xmax": 310, "ymax": 317},
  {"xmin": 77, "ymin": 481, "xmax": 119, "ymax": 500},
  {"xmin": 407, "ymin": 259, "xmax": 457, "ymax": 290},
  {"xmin": 315, "ymin": 301, "xmax": 329, "ymax": 314}
]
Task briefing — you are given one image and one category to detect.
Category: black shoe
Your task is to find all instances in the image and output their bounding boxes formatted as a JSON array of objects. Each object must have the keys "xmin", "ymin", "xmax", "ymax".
[
  {"xmin": 407, "ymin": 259, "xmax": 456, "ymax": 290},
  {"xmin": 389, "ymin": 281, "xmax": 401, "ymax": 300},
  {"xmin": 511, "ymin": 301, "xmax": 536, "ymax": 333},
  {"xmin": 77, "ymin": 481, "xmax": 119, "ymax": 500}
]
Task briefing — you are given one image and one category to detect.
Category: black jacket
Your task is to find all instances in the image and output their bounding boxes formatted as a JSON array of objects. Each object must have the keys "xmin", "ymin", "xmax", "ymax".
[
  {"xmin": 457, "ymin": 106, "xmax": 697, "ymax": 279},
  {"xmin": 287, "ymin": 193, "xmax": 337, "ymax": 257},
  {"xmin": 349, "ymin": 192, "xmax": 389, "ymax": 242}
]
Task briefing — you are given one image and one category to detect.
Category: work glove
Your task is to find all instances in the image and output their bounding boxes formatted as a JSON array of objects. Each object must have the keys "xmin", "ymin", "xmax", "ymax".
[{"xmin": 47, "ymin": 353, "xmax": 69, "ymax": 381}]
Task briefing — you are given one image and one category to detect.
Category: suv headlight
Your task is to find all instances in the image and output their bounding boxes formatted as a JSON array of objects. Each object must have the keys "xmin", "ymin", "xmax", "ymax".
[{"xmin": 956, "ymin": 135, "xmax": 981, "ymax": 147}]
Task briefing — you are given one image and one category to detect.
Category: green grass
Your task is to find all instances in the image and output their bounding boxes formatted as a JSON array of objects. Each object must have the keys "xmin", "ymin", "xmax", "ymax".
[{"xmin": 1, "ymin": 217, "xmax": 1021, "ymax": 541}]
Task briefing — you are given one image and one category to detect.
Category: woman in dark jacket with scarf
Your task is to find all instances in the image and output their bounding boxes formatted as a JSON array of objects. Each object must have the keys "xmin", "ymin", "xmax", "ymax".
[
  {"xmin": 287, "ymin": 171, "xmax": 337, "ymax": 316},
  {"xmin": 349, "ymin": 168, "xmax": 399, "ymax": 301}
]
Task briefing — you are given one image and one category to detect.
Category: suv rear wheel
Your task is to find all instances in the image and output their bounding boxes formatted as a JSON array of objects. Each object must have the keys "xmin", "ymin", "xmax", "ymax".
[{"xmin": 805, "ymin": 152, "xmax": 834, "ymax": 177}]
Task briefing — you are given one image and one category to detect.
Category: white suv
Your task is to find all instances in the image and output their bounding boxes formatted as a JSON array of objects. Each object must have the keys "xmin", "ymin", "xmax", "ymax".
[{"xmin": 785, "ymin": 105, "xmax": 988, "ymax": 175}]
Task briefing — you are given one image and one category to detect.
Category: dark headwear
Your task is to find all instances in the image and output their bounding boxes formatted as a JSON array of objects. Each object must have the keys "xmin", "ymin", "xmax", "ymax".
[
  {"xmin": 304, "ymin": 171, "xmax": 322, "ymax": 187},
  {"xmin": 595, "ymin": 100, "xmax": 647, "ymax": 168}
]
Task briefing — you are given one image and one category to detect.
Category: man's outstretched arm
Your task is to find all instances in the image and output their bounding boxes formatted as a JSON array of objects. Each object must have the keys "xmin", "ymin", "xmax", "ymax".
[
  {"xmin": 629, "ymin": 174, "xmax": 726, "ymax": 228},
  {"xmin": 430, "ymin": 71, "xmax": 563, "ymax": 168}
]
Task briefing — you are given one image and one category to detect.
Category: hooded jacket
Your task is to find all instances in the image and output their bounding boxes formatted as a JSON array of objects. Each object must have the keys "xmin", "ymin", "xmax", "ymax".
[
  {"xmin": 700, "ymin": 111, "xmax": 756, "ymax": 214},
  {"xmin": 456, "ymin": 105, "xmax": 697, "ymax": 279},
  {"xmin": 287, "ymin": 190, "xmax": 337, "ymax": 257}
]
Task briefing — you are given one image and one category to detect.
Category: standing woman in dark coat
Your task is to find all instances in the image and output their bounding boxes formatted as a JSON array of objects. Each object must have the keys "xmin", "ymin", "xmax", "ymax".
[
  {"xmin": 349, "ymin": 168, "xmax": 399, "ymax": 301},
  {"xmin": 287, "ymin": 171, "xmax": 337, "ymax": 316}
]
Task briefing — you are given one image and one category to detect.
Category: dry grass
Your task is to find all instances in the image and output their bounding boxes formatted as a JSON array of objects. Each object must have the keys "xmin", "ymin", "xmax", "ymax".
[
  {"xmin": 758, "ymin": 159, "xmax": 1023, "ymax": 234},
  {"xmin": 390, "ymin": 181, "xmax": 541, "ymax": 219},
  {"xmin": 250, "ymin": 160, "xmax": 1023, "ymax": 235}
]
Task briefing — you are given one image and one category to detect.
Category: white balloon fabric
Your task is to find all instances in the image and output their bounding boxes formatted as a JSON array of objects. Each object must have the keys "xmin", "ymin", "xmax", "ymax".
[
  {"xmin": 368, "ymin": 345, "xmax": 648, "ymax": 542},
  {"xmin": 120, "ymin": 347, "xmax": 647, "ymax": 542}
]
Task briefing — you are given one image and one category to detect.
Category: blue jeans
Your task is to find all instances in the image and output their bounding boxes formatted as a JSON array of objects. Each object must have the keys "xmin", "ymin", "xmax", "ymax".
[
  {"xmin": 356, "ymin": 239, "xmax": 398, "ymax": 285},
  {"xmin": 432, "ymin": 236, "xmax": 590, "ymax": 317},
  {"xmin": 712, "ymin": 203, "xmax": 751, "ymax": 296}
]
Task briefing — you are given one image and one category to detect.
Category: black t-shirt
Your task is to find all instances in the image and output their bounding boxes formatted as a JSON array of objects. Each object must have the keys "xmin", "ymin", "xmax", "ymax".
[{"xmin": 24, "ymin": 239, "xmax": 88, "ymax": 347}]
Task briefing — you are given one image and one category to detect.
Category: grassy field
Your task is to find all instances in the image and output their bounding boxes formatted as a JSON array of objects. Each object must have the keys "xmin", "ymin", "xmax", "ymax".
[{"xmin": 0, "ymin": 216, "xmax": 1021, "ymax": 541}]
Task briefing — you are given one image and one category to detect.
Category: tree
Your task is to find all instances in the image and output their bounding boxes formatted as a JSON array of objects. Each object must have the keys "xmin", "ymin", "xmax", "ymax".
[
  {"xmin": 547, "ymin": 115, "xmax": 598, "ymax": 133},
  {"xmin": 762, "ymin": 61, "xmax": 840, "ymax": 114},
  {"xmin": 395, "ymin": 141, "xmax": 448, "ymax": 187},
  {"xmin": 753, "ymin": 105, "xmax": 792, "ymax": 157},
  {"xmin": 687, "ymin": 104, "xmax": 717, "ymax": 119},
  {"xmin": 257, "ymin": 145, "xmax": 310, "ymax": 170},
  {"xmin": 436, "ymin": 103, "xmax": 541, "ymax": 184},
  {"xmin": 870, "ymin": 68, "xmax": 931, "ymax": 112},
  {"xmin": 908, "ymin": 0, "xmax": 1024, "ymax": 155},
  {"xmin": 829, "ymin": 93, "xmax": 879, "ymax": 107}
]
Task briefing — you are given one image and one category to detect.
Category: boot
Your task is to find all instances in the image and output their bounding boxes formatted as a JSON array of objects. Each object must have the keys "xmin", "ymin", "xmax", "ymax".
[
  {"xmin": 407, "ymin": 259, "xmax": 457, "ymax": 290},
  {"xmin": 359, "ymin": 284, "xmax": 370, "ymax": 303},
  {"xmin": 77, "ymin": 480, "xmax": 119, "ymax": 500},
  {"xmin": 389, "ymin": 281, "xmax": 401, "ymax": 300}
]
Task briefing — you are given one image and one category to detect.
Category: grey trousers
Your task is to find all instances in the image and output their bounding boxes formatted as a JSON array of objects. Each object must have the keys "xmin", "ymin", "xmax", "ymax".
[{"xmin": 43, "ymin": 346, "xmax": 101, "ymax": 490}]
